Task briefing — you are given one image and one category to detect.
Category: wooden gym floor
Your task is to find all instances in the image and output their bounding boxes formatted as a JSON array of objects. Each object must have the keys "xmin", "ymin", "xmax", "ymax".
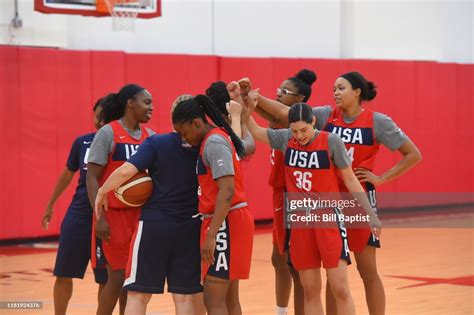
[{"xmin": 0, "ymin": 212, "xmax": 473, "ymax": 314}]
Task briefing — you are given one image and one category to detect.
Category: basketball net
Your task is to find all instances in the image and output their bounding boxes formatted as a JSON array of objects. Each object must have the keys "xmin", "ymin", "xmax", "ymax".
[{"xmin": 97, "ymin": 0, "xmax": 143, "ymax": 32}]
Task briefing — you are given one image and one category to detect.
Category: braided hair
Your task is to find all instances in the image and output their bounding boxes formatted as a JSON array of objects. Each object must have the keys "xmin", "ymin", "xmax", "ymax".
[
  {"xmin": 205, "ymin": 81, "xmax": 230, "ymax": 117},
  {"xmin": 172, "ymin": 94, "xmax": 246, "ymax": 157}
]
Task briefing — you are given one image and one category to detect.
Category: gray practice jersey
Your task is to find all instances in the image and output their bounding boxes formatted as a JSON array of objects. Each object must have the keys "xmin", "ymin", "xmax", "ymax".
[
  {"xmin": 88, "ymin": 119, "xmax": 155, "ymax": 166},
  {"xmin": 203, "ymin": 134, "xmax": 235, "ymax": 179},
  {"xmin": 267, "ymin": 129, "xmax": 351, "ymax": 169},
  {"xmin": 312, "ymin": 105, "xmax": 408, "ymax": 151}
]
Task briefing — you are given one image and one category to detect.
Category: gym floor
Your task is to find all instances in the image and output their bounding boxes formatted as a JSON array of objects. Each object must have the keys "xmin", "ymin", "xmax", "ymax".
[{"xmin": 1, "ymin": 211, "xmax": 473, "ymax": 314}]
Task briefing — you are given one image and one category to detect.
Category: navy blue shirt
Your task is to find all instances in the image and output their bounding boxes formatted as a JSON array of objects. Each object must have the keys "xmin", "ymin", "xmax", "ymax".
[
  {"xmin": 127, "ymin": 133, "xmax": 199, "ymax": 220},
  {"xmin": 66, "ymin": 133, "xmax": 95, "ymax": 216}
]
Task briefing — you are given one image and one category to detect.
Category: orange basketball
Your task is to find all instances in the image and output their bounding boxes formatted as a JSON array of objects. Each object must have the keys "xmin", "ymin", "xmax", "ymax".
[{"xmin": 114, "ymin": 172, "xmax": 153, "ymax": 207}]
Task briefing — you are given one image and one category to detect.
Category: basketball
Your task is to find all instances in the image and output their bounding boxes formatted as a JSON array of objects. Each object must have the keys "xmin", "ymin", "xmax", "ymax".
[{"xmin": 114, "ymin": 172, "xmax": 153, "ymax": 207}]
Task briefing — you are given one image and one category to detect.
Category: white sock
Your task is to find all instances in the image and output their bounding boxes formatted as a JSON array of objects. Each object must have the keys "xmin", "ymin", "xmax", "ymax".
[{"xmin": 276, "ymin": 306, "xmax": 288, "ymax": 315}]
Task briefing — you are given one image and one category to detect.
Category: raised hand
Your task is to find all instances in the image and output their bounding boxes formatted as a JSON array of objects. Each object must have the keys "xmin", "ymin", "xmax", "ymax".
[
  {"xmin": 238, "ymin": 77, "xmax": 252, "ymax": 96},
  {"xmin": 227, "ymin": 81, "xmax": 241, "ymax": 100},
  {"xmin": 227, "ymin": 100, "xmax": 243, "ymax": 118},
  {"xmin": 243, "ymin": 89, "xmax": 259, "ymax": 114}
]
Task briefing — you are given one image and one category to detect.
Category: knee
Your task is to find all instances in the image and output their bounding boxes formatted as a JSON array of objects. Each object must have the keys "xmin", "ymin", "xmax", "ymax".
[
  {"xmin": 300, "ymin": 280, "xmax": 321, "ymax": 298},
  {"xmin": 128, "ymin": 291, "xmax": 151, "ymax": 304},
  {"xmin": 289, "ymin": 267, "xmax": 302, "ymax": 281},
  {"xmin": 226, "ymin": 297, "xmax": 240, "ymax": 311},
  {"xmin": 173, "ymin": 293, "xmax": 193, "ymax": 304},
  {"xmin": 55, "ymin": 277, "xmax": 72, "ymax": 285},
  {"xmin": 204, "ymin": 296, "xmax": 225, "ymax": 311},
  {"xmin": 330, "ymin": 283, "xmax": 351, "ymax": 301},
  {"xmin": 357, "ymin": 264, "xmax": 380, "ymax": 283},
  {"xmin": 271, "ymin": 251, "xmax": 288, "ymax": 270}
]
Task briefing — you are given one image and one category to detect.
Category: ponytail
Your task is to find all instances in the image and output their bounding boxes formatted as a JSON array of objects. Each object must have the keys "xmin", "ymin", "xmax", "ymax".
[
  {"xmin": 172, "ymin": 94, "xmax": 246, "ymax": 158},
  {"xmin": 100, "ymin": 93, "xmax": 124, "ymax": 124}
]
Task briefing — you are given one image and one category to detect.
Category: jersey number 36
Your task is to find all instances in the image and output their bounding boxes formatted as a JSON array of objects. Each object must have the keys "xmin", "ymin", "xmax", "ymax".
[{"xmin": 293, "ymin": 171, "xmax": 312, "ymax": 192}]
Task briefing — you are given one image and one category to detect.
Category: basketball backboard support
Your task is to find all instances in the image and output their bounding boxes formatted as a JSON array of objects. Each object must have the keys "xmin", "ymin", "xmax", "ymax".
[{"xmin": 34, "ymin": 0, "xmax": 161, "ymax": 18}]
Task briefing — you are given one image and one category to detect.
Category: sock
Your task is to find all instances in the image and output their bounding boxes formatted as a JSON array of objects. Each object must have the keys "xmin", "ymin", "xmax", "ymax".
[{"xmin": 276, "ymin": 306, "xmax": 288, "ymax": 315}]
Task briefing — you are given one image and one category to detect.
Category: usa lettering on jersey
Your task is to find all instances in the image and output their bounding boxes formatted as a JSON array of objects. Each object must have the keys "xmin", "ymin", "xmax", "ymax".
[
  {"xmin": 214, "ymin": 220, "xmax": 229, "ymax": 272},
  {"xmin": 325, "ymin": 124, "xmax": 374, "ymax": 146},
  {"xmin": 209, "ymin": 220, "xmax": 230, "ymax": 279},
  {"xmin": 333, "ymin": 207, "xmax": 350, "ymax": 257},
  {"xmin": 284, "ymin": 148, "xmax": 330, "ymax": 169}
]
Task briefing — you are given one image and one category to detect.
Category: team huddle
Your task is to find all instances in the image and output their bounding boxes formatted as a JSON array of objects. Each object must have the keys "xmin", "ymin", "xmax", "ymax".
[{"xmin": 42, "ymin": 69, "xmax": 422, "ymax": 315}]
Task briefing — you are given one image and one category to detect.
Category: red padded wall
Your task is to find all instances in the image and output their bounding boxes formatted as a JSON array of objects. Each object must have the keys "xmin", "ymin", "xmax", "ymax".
[
  {"xmin": 0, "ymin": 47, "xmax": 22, "ymax": 239},
  {"xmin": 0, "ymin": 45, "xmax": 472, "ymax": 239}
]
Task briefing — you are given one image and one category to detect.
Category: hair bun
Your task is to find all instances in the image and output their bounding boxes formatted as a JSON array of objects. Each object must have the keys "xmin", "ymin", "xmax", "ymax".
[
  {"xmin": 366, "ymin": 81, "xmax": 377, "ymax": 101},
  {"xmin": 296, "ymin": 69, "xmax": 317, "ymax": 86}
]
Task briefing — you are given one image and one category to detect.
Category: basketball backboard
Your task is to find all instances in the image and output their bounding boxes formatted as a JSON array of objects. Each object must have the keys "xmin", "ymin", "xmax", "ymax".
[{"xmin": 34, "ymin": 0, "xmax": 161, "ymax": 18}]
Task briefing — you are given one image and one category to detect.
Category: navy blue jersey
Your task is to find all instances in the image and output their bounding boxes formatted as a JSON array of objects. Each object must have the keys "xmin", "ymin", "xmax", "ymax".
[
  {"xmin": 128, "ymin": 133, "xmax": 199, "ymax": 220},
  {"xmin": 66, "ymin": 133, "xmax": 95, "ymax": 216}
]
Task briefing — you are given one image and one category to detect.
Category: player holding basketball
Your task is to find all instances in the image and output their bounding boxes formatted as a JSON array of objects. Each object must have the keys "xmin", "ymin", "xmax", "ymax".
[
  {"xmin": 86, "ymin": 84, "xmax": 154, "ymax": 315},
  {"xmin": 41, "ymin": 95, "xmax": 121, "ymax": 315},
  {"xmin": 173, "ymin": 95, "xmax": 255, "ymax": 315},
  {"xmin": 245, "ymin": 101, "xmax": 381, "ymax": 315},
  {"xmin": 252, "ymin": 72, "xmax": 422, "ymax": 315},
  {"xmin": 241, "ymin": 69, "xmax": 316, "ymax": 315}
]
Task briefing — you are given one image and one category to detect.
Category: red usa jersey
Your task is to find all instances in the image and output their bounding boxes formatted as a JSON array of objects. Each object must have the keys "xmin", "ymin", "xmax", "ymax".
[
  {"xmin": 100, "ymin": 120, "xmax": 151, "ymax": 208},
  {"xmin": 285, "ymin": 131, "xmax": 339, "ymax": 193},
  {"xmin": 269, "ymin": 149, "xmax": 285, "ymax": 188},
  {"xmin": 269, "ymin": 123, "xmax": 286, "ymax": 188},
  {"xmin": 197, "ymin": 128, "xmax": 247, "ymax": 214},
  {"xmin": 324, "ymin": 108, "xmax": 379, "ymax": 172}
]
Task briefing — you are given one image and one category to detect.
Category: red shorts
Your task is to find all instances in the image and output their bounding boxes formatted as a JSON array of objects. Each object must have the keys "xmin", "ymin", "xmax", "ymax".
[
  {"xmin": 271, "ymin": 188, "xmax": 287, "ymax": 255},
  {"xmin": 289, "ymin": 216, "xmax": 350, "ymax": 270},
  {"xmin": 91, "ymin": 207, "xmax": 141, "ymax": 270},
  {"xmin": 347, "ymin": 228, "xmax": 379, "ymax": 253},
  {"xmin": 346, "ymin": 182, "xmax": 380, "ymax": 253},
  {"xmin": 201, "ymin": 207, "xmax": 254, "ymax": 280}
]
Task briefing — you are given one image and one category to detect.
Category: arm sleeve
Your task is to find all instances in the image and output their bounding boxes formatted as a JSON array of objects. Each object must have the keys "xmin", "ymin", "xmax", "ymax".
[
  {"xmin": 267, "ymin": 128, "xmax": 292, "ymax": 152},
  {"xmin": 127, "ymin": 136, "xmax": 155, "ymax": 172},
  {"xmin": 328, "ymin": 133, "xmax": 352, "ymax": 169},
  {"xmin": 66, "ymin": 138, "xmax": 80, "ymax": 172},
  {"xmin": 203, "ymin": 135, "xmax": 235, "ymax": 180},
  {"xmin": 312, "ymin": 105, "xmax": 333, "ymax": 130},
  {"xmin": 374, "ymin": 112, "xmax": 409, "ymax": 151},
  {"xmin": 87, "ymin": 125, "xmax": 114, "ymax": 166}
]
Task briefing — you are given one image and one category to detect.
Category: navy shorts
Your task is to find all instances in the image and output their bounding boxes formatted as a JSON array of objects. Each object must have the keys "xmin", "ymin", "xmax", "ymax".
[
  {"xmin": 124, "ymin": 218, "xmax": 202, "ymax": 294},
  {"xmin": 53, "ymin": 212, "xmax": 107, "ymax": 284}
]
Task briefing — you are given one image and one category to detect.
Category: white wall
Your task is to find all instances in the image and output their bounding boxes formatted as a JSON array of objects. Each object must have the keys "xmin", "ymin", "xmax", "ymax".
[
  {"xmin": 0, "ymin": 0, "xmax": 472, "ymax": 63},
  {"xmin": 347, "ymin": 0, "xmax": 473, "ymax": 63},
  {"xmin": 0, "ymin": 0, "xmax": 67, "ymax": 47},
  {"xmin": 213, "ymin": 0, "xmax": 341, "ymax": 58}
]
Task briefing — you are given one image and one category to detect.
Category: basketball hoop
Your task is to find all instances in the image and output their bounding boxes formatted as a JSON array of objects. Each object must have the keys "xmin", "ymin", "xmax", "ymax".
[{"xmin": 97, "ymin": 0, "xmax": 147, "ymax": 32}]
